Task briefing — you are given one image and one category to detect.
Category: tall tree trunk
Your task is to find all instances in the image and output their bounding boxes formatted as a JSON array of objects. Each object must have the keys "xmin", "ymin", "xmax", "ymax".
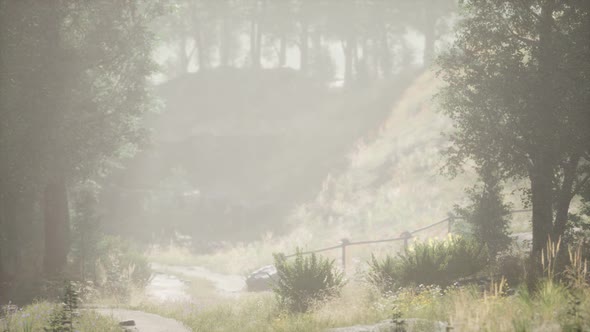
[
  {"xmin": 220, "ymin": 18, "xmax": 231, "ymax": 67},
  {"xmin": 0, "ymin": 190, "xmax": 5, "ymax": 282},
  {"xmin": 250, "ymin": 20, "xmax": 261, "ymax": 68},
  {"xmin": 43, "ymin": 178, "xmax": 70, "ymax": 276},
  {"xmin": 279, "ymin": 35, "xmax": 287, "ymax": 67},
  {"xmin": 528, "ymin": 0, "xmax": 557, "ymax": 286},
  {"xmin": 343, "ymin": 34, "xmax": 356, "ymax": 84},
  {"xmin": 380, "ymin": 31, "xmax": 392, "ymax": 78},
  {"xmin": 177, "ymin": 38, "xmax": 190, "ymax": 74},
  {"xmin": 195, "ymin": 29, "xmax": 208, "ymax": 70},
  {"xmin": 300, "ymin": 21, "xmax": 309, "ymax": 73},
  {"xmin": 191, "ymin": 5, "xmax": 208, "ymax": 71},
  {"xmin": 255, "ymin": 21, "xmax": 262, "ymax": 68},
  {"xmin": 552, "ymin": 154, "xmax": 580, "ymax": 242},
  {"xmin": 250, "ymin": 18, "xmax": 257, "ymax": 67},
  {"xmin": 530, "ymin": 163, "xmax": 555, "ymax": 259},
  {"xmin": 1, "ymin": 192, "xmax": 18, "ymax": 278},
  {"xmin": 311, "ymin": 28, "xmax": 321, "ymax": 67}
]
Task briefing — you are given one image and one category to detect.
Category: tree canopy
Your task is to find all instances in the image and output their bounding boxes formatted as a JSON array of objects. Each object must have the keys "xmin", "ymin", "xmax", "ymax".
[
  {"xmin": 0, "ymin": 0, "xmax": 161, "ymax": 277},
  {"xmin": 437, "ymin": 0, "xmax": 590, "ymax": 273}
]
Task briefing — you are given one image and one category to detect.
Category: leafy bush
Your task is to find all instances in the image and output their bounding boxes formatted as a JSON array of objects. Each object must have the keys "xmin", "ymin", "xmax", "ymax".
[
  {"xmin": 368, "ymin": 236, "xmax": 489, "ymax": 292},
  {"xmin": 95, "ymin": 236, "xmax": 152, "ymax": 300},
  {"xmin": 494, "ymin": 245, "xmax": 529, "ymax": 286},
  {"xmin": 273, "ymin": 250, "xmax": 344, "ymax": 313}
]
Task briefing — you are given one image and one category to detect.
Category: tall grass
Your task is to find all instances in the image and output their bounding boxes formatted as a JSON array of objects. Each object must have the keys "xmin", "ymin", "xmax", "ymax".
[
  {"xmin": 0, "ymin": 302, "xmax": 120, "ymax": 332},
  {"xmin": 137, "ymin": 276, "xmax": 590, "ymax": 332}
]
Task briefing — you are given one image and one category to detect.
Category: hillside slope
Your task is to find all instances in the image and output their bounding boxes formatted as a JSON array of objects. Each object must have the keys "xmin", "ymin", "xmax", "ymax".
[
  {"xmin": 153, "ymin": 70, "xmax": 532, "ymax": 274},
  {"xmin": 100, "ymin": 67, "xmax": 423, "ymax": 244},
  {"xmin": 287, "ymin": 71, "xmax": 471, "ymax": 240}
]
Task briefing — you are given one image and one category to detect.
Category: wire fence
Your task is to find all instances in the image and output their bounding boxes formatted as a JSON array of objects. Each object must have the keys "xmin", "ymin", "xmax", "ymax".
[{"xmin": 285, "ymin": 209, "xmax": 532, "ymax": 271}]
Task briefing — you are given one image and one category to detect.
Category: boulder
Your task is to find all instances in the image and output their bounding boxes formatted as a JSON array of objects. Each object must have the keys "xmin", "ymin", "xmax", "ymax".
[{"xmin": 246, "ymin": 265, "xmax": 278, "ymax": 292}]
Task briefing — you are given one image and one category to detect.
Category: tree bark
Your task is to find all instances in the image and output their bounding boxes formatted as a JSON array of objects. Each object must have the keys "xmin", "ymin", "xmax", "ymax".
[
  {"xmin": 528, "ymin": 0, "xmax": 558, "ymax": 286},
  {"xmin": 552, "ymin": 154, "xmax": 580, "ymax": 242},
  {"xmin": 0, "ymin": 190, "xmax": 5, "ymax": 282},
  {"xmin": 43, "ymin": 178, "xmax": 70, "ymax": 276},
  {"xmin": 529, "ymin": 162, "xmax": 555, "ymax": 258}
]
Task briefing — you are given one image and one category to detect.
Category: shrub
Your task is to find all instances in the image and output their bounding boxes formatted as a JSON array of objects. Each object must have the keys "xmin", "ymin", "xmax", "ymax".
[
  {"xmin": 368, "ymin": 236, "xmax": 489, "ymax": 292},
  {"xmin": 273, "ymin": 250, "xmax": 344, "ymax": 313},
  {"xmin": 45, "ymin": 281, "xmax": 79, "ymax": 332},
  {"xmin": 494, "ymin": 244, "xmax": 529, "ymax": 286},
  {"xmin": 367, "ymin": 254, "xmax": 398, "ymax": 295},
  {"xmin": 454, "ymin": 164, "xmax": 512, "ymax": 257}
]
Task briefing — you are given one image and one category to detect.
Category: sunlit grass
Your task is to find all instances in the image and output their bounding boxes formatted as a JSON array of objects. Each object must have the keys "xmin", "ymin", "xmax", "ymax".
[
  {"xmin": 0, "ymin": 301, "xmax": 120, "ymax": 332},
  {"xmin": 138, "ymin": 279, "xmax": 590, "ymax": 332},
  {"xmin": 138, "ymin": 282, "xmax": 395, "ymax": 332}
]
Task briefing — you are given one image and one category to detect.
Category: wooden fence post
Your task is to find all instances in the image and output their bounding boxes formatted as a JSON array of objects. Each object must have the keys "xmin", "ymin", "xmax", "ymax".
[
  {"xmin": 341, "ymin": 238, "xmax": 350, "ymax": 272},
  {"xmin": 400, "ymin": 231, "xmax": 412, "ymax": 251}
]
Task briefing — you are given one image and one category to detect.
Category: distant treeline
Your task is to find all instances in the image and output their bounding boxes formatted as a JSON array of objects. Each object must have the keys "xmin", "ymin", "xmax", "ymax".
[{"xmin": 156, "ymin": 0, "xmax": 456, "ymax": 81}]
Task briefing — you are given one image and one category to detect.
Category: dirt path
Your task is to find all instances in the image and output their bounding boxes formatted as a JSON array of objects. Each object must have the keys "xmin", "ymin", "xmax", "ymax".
[
  {"xmin": 94, "ymin": 263, "xmax": 244, "ymax": 331},
  {"xmin": 94, "ymin": 308, "xmax": 191, "ymax": 332},
  {"xmin": 146, "ymin": 273, "xmax": 192, "ymax": 302},
  {"xmin": 150, "ymin": 262, "xmax": 246, "ymax": 298}
]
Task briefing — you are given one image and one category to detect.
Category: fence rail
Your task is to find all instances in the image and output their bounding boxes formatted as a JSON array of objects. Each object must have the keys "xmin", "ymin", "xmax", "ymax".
[{"xmin": 285, "ymin": 209, "xmax": 532, "ymax": 271}]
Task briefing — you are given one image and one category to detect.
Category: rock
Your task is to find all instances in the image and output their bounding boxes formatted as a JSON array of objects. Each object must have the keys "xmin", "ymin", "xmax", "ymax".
[
  {"xmin": 327, "ymin": 318, "xmax": 448, "ymax": 332},
  {"xmin": 246, "ymin": 265, "xmax": 278, "ymax": 292},
  {"xmin": 119, "ymin": 320, "xmax": 136, "ymax": 326},
  {"xmin": 1, "ymin": 304, "xmax": 18, "ymax": 317}
]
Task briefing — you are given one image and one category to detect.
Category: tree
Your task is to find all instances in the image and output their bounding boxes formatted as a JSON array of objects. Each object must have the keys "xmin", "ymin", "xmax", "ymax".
[
  {"xmin": 404, "ymin": 0, "xmax": 456, "ymax": 67},
  {"xmin": 0, "ymin": 0, "xmax": 160, "ymax": 277},
  {"xmin": 437, "ymin": 0, "xmax": 590, "ymax": 278}
]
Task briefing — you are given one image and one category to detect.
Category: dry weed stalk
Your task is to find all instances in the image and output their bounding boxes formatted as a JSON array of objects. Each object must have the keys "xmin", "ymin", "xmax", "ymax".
[
  {"xmin": 541, "ymin": 236, "xmax": 561, "ymax": 281},
  {"xmin": 565, "ymin": 244, "xmax": 588, "ymax": 289}
]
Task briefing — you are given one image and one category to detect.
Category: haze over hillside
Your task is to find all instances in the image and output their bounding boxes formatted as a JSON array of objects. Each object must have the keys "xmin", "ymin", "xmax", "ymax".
[{"xmin": 100, "ymin": 67, "xmax": 424, "ymax": 245}]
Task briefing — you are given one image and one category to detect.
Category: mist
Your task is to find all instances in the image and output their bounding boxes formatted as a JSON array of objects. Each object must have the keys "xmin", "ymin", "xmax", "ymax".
[{"xmin": 1, "ymin": 1, "xmax": 589, "ymax": 331}]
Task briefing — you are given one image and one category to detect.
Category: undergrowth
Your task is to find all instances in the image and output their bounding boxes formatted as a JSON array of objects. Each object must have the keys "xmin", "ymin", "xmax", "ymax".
[{"xmin": 137, "ymin": 278, "xmax": 590, "ymax": 332}]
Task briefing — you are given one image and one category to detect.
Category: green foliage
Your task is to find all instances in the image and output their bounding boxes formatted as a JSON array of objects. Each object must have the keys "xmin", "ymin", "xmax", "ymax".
[
  {"xmin": 1, "ymin": 301, "xmax": 120, "ymax": 332},
  {"xmin": 0, "ymin": 0, "xmax": 162, "ymax": 278},
  {"xmin": 437, "ymin": 0, "xmax": 590, "ymax": 266},
  {"xmin": 95, "ymin": 236, "xmax": 152, "ymax": 300},
  {"xmin": 44, "ymin": 281, "xmax": 78, "ymax": 332},
  {"xmin": 564, "ymin": 213, "xmax": 590, "ymax": 262},
  {"xmin": 368, "ymin": 236, "xmax": 489, "ymax": 292},
  {"xmin": 273, "ymin": 250, "xmax": 344, "ymax": 313},
  {"xmin": 454, "ymin": 165, "xmax": 512, "ymax": 257},
  {"xmin": 367, "ymin": 255, "xmax": 398, "ymax": 295},
  {"xmin": 494, "ymin": 246, "xmax": 529, "ymax": 286}
]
